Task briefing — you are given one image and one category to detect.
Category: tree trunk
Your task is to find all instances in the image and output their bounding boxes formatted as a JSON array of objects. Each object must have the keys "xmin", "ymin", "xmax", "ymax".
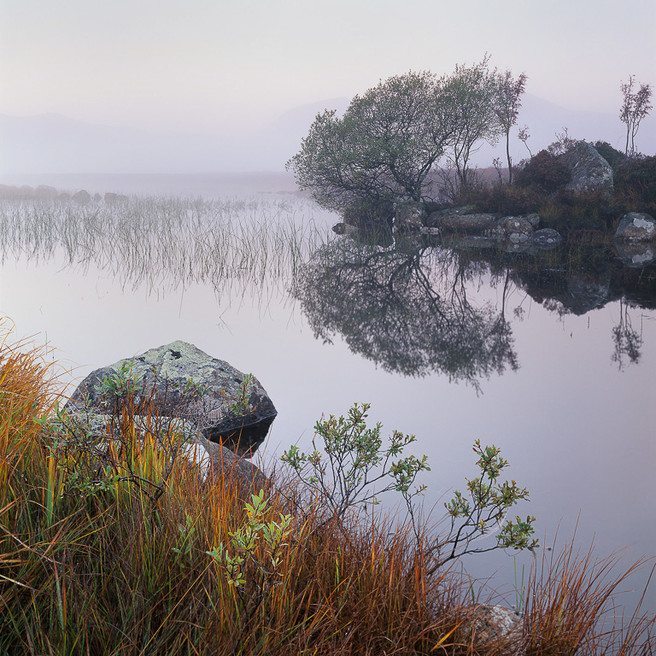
[{"xmin": 505, "ymin": 130, "xmax": 512, "ymax": 185}]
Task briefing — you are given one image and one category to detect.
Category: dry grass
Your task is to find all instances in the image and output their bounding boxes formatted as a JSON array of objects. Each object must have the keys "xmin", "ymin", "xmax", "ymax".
[{"xmin": 0, "ymin": 332, "xmax": 653, "ymax": 655}]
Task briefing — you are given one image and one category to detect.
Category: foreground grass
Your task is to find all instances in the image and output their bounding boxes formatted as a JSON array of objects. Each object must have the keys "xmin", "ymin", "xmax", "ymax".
[{"xmin": 0, "ymin": 335, "xmax": 654, "ymax": 655}]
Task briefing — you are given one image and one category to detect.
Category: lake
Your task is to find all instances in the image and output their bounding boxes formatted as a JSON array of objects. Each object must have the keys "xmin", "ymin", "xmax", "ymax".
[{"xmin": 1, "ymin": 173, "xmax": 654, "ymax": 614}]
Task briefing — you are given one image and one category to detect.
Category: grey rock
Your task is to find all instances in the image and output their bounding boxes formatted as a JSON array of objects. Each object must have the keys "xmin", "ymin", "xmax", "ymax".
[
  {"xmin": 532, "ymin": 228, "xmax": 563, "ymax": 248},
  {"xmin": 431, "ymin": 212, "xmax": 497, "ymax": 234},
  {"xmin": 559, "ymin": 142, "xmax": 614, "ymax": 193},
  {"xmin": 66, "ymin": 341, "xmax": 277, "ymax": 456},
  {"xmin": 419, "ymin": 226, "xmax": 441, "ymax": 236},
  {"xmin": 525, "ymin": 212, "xmax": 541, "ymax": 228},
  {"xmin": 485, "ymin": 215, "xmax": 534, "ymax": 243},
  {"xmin": 464, "ymin": 605, "xmax": 521, "ymax": 648},
  {"xmin": 614, "ymin": 212, "xmax": 656, "ymax": 242}
]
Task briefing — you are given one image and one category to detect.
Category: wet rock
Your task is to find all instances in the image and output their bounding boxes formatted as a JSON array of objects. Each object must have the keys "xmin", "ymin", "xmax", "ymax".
[
  {"xmin": 419, "ymin": 226, "xmax": 441, "ymax": 236},
  {"xmin": 614, "ymin": 212, "xmax": 656, "ymax": 242},
  {"xmin": 485, "ymin": 215, "xmax": 534, "ymax": 243},
  {"xmin": 66, "ymin": 341, "xmax": 277, "ymax": 456},
  {"xmin": 559, "ymin": 142, "xmax": 613, "ymax": 194},
  {"xmin": 431, "ymin": 212, "xmax": 497, "ymax": 234},
  {"xmin": 532, "ymin": 228, "xmax": 563, "ymax": 248}
]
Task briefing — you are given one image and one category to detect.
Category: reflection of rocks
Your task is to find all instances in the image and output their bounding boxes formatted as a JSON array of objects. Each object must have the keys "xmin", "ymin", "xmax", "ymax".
[
  {"xmin": 394, "ymin": 200, "xmax": 424, "ymax": 233},
  {"xmin": 559, "ymin": 142, "xmax": 614, "ymax": 193},
  {"xmin": 293, "ymin": 238, "xmax": 518, "ymax": 384},
  {"xmin": 532, "ymin": 228, "xmax": 563, "ymax": 248},
  {"xmin": 566, "ymin": 273, "xmax": 611, "ymax": 314},
  {"xmin": 67, "ymin": 341, "xmax": 277, "ymax": 456},
  {"xmin": 614, "ymin": 240, "xmax": 656, "ymax": 267},
  {"xmin": 614, "ymin": 212, "xmax": 656, "ymax": 242}
]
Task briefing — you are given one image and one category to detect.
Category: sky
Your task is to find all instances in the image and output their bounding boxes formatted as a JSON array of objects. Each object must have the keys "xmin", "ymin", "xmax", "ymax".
[{"xmin": 1, "ymin": 0, "xmax": 655, "ymax": 135}]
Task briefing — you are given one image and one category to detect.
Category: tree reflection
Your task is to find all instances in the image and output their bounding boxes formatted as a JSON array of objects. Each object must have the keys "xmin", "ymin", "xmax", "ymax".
[{"xmin": 293, "ymin": 237, "xmax": 518, "ymax": 387}]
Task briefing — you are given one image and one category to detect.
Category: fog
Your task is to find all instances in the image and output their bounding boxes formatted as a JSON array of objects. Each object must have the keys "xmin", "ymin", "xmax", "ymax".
[{"xmin": 1, "ymin": 0, "xmax": 655, "ymax": 175}]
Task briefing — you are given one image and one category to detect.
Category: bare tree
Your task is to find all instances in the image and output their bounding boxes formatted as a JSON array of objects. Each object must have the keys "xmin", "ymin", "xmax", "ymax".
[
  {"xmin": 620, "ymin": 75, "xmax": 653, "ymax": 156},
  {"xmin": 493, "ymin": 70, "xmax": 527, "ymax": 184},
  {"xmin": 517, "ymin": 125, "xmax": 532, "ymax": 157}
]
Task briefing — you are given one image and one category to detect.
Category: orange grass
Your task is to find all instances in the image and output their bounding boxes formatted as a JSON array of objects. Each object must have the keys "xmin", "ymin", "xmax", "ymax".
[{"xmin": 0, "ymin": 332, "xmax": 653, "ymax": 655}]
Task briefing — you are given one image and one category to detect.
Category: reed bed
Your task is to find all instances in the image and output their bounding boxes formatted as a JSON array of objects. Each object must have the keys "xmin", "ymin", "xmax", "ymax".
[
  {"xmin": 0, "ymin": 196, "xmax": 332, "ymax": 300},
  {"xmin": 0, "ymin": 331, "xmax": 653, "ymax": 654}
]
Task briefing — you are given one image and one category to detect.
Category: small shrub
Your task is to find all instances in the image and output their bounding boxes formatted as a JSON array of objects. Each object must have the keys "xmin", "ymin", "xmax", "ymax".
[
  {"xmin": 593, "ymin": 140, "xmax": 627, "ymax": 171},
  {"xmin": 615, "ymin": 155, "xmax": 656, "ymax": 212},
  {"xmin": 515, "ymin": 150, "xmax": 571, "ymax": 193}
]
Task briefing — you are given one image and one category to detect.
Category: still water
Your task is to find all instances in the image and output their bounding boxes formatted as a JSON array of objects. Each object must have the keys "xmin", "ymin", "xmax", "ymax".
[{"xmin": 1, "ymin": 174, "xmax": 654, "ymax": 612}]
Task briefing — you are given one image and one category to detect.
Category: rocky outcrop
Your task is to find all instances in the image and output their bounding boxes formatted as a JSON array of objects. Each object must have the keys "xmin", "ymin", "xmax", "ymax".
[
  {"xmin": 614, "ymin": 212, "xmax": 656, "ymax": 242},
  {"xmin": 430, "ymin": 211, "xmax": 497, "ymax": 234},
  {"xmin": 67, "ymin": 341, "xmax": 277, "ymax": 456},
  {"xmin": 559, "ymin": 142, "xmax": 614, "ymax": 194}
]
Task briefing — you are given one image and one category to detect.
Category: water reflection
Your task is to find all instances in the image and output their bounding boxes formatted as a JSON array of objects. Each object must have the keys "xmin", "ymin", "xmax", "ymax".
[
  {"xmin": 293, "ymin": 237, "xmax": 518, "ymax": 386},
  {"xmin": 293, "ymin": 232, "xmax": 656, "ymax": 381}
]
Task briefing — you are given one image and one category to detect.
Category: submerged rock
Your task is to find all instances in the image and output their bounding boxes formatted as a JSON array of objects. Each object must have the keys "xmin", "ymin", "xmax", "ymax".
[
  {"xmin": 67, "ymin": 341, "xmax": 277, "ymax": 456},
  {"xmin": 614, "ymin": 212, "xmax": 656, "ymax": 242},
  {"xmin": 559, "ymin": 142, "xmax": 614, "ymax": 194}
]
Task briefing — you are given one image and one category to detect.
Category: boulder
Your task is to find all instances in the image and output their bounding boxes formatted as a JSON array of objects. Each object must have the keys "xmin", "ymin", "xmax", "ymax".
[
  {"xmin": 430, "ymin": 212, "xmax": 497, "ymax": 234},
  {"xmin": 532, "ymin": 228, "xmax": 563, "ymax": 248},
  {"xmin": 559, "ymin": 142, "xmax": 613, "ymax": 194},
  {"xmin": 485, "ymin": 215, "xmax": 534, "ymax": 243},
  {"xmin": 66, "ymin": 341, "xmax": 277, "ymax": 456},
  {"xmin": 614, "ymin": 212, "xmax": 656, "ymax": 242}
]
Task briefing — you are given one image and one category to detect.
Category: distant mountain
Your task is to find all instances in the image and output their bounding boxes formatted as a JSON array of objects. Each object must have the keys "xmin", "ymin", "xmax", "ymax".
[{"xmin": 1, "ymin": 95, "xmax": 653, "ymax": 177}]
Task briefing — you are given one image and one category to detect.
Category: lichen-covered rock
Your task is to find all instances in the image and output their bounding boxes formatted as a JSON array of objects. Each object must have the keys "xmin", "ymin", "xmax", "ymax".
[
  {"xmin": 485, "ymin": 215, "xmax": 534, "ymax": 243},
  {"xmin": 559, "ymin": 142, "xmax": 613, "ymax": 193},
  {"xmin": 532, "ymin": 228, "xmax": 563, "ymax": 248},
  {"xmin": 66, "ymin": 341, "xmax": 277, "ymax": 455},
  {"xmin": 614, "ymin": 212, "xmax": 656, "ymax": 242}
]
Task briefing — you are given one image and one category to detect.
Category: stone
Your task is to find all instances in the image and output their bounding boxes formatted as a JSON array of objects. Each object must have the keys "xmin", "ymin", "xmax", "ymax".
[
  {"xmin": 559, "ymin": 142, "xmax": 614, "ymax": 194},
  {"xmin": 614, "ymin": 212, "xmax": 656, "ymax": 242},
  {"xmin": 464, "ymin": 605, "xmax": 521, "ymax": 648},
  {"xmin": 419, "ymin": 226, "xmax": 441, "ymax": 236},
  {"xmin": 532, "ymin": 228, "xmax": 563, "ymax": 248},
  {"xmin": 525, "ymin": 213, "xmax": 541, "ymax": 228},
  {"xmin": 66, "ymin": 341, "xmax": 277, "ymax": 456},
  {"xmin": 484, "ymin": 215, "xmax": 534, "ymax": 243},
  {"xmin": 430, "ymin": 212, "xmax": 497, "ymax": 234},
  {"xmin": 394, "ymin": 200, "xmax": 425, "ymax": 233}
]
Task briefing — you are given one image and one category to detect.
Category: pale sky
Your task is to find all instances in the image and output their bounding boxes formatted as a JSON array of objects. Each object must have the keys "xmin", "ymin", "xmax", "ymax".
[{"xmin": 1, "ymin": 0, "xmax": 655, "ymax": 134}]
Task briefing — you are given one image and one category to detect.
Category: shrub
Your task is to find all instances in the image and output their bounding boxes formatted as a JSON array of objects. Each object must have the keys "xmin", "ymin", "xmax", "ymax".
[
  {"xmin": 515, "ymin": 149, "xmax": 571, "ymax": 193},
  {"xmin": 593, "ymin": 140, "xmax": 627, "ymax": 171},
  {"xmin": 615, "ymin": 155, "xmax": 656, "ymax": 212}
]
